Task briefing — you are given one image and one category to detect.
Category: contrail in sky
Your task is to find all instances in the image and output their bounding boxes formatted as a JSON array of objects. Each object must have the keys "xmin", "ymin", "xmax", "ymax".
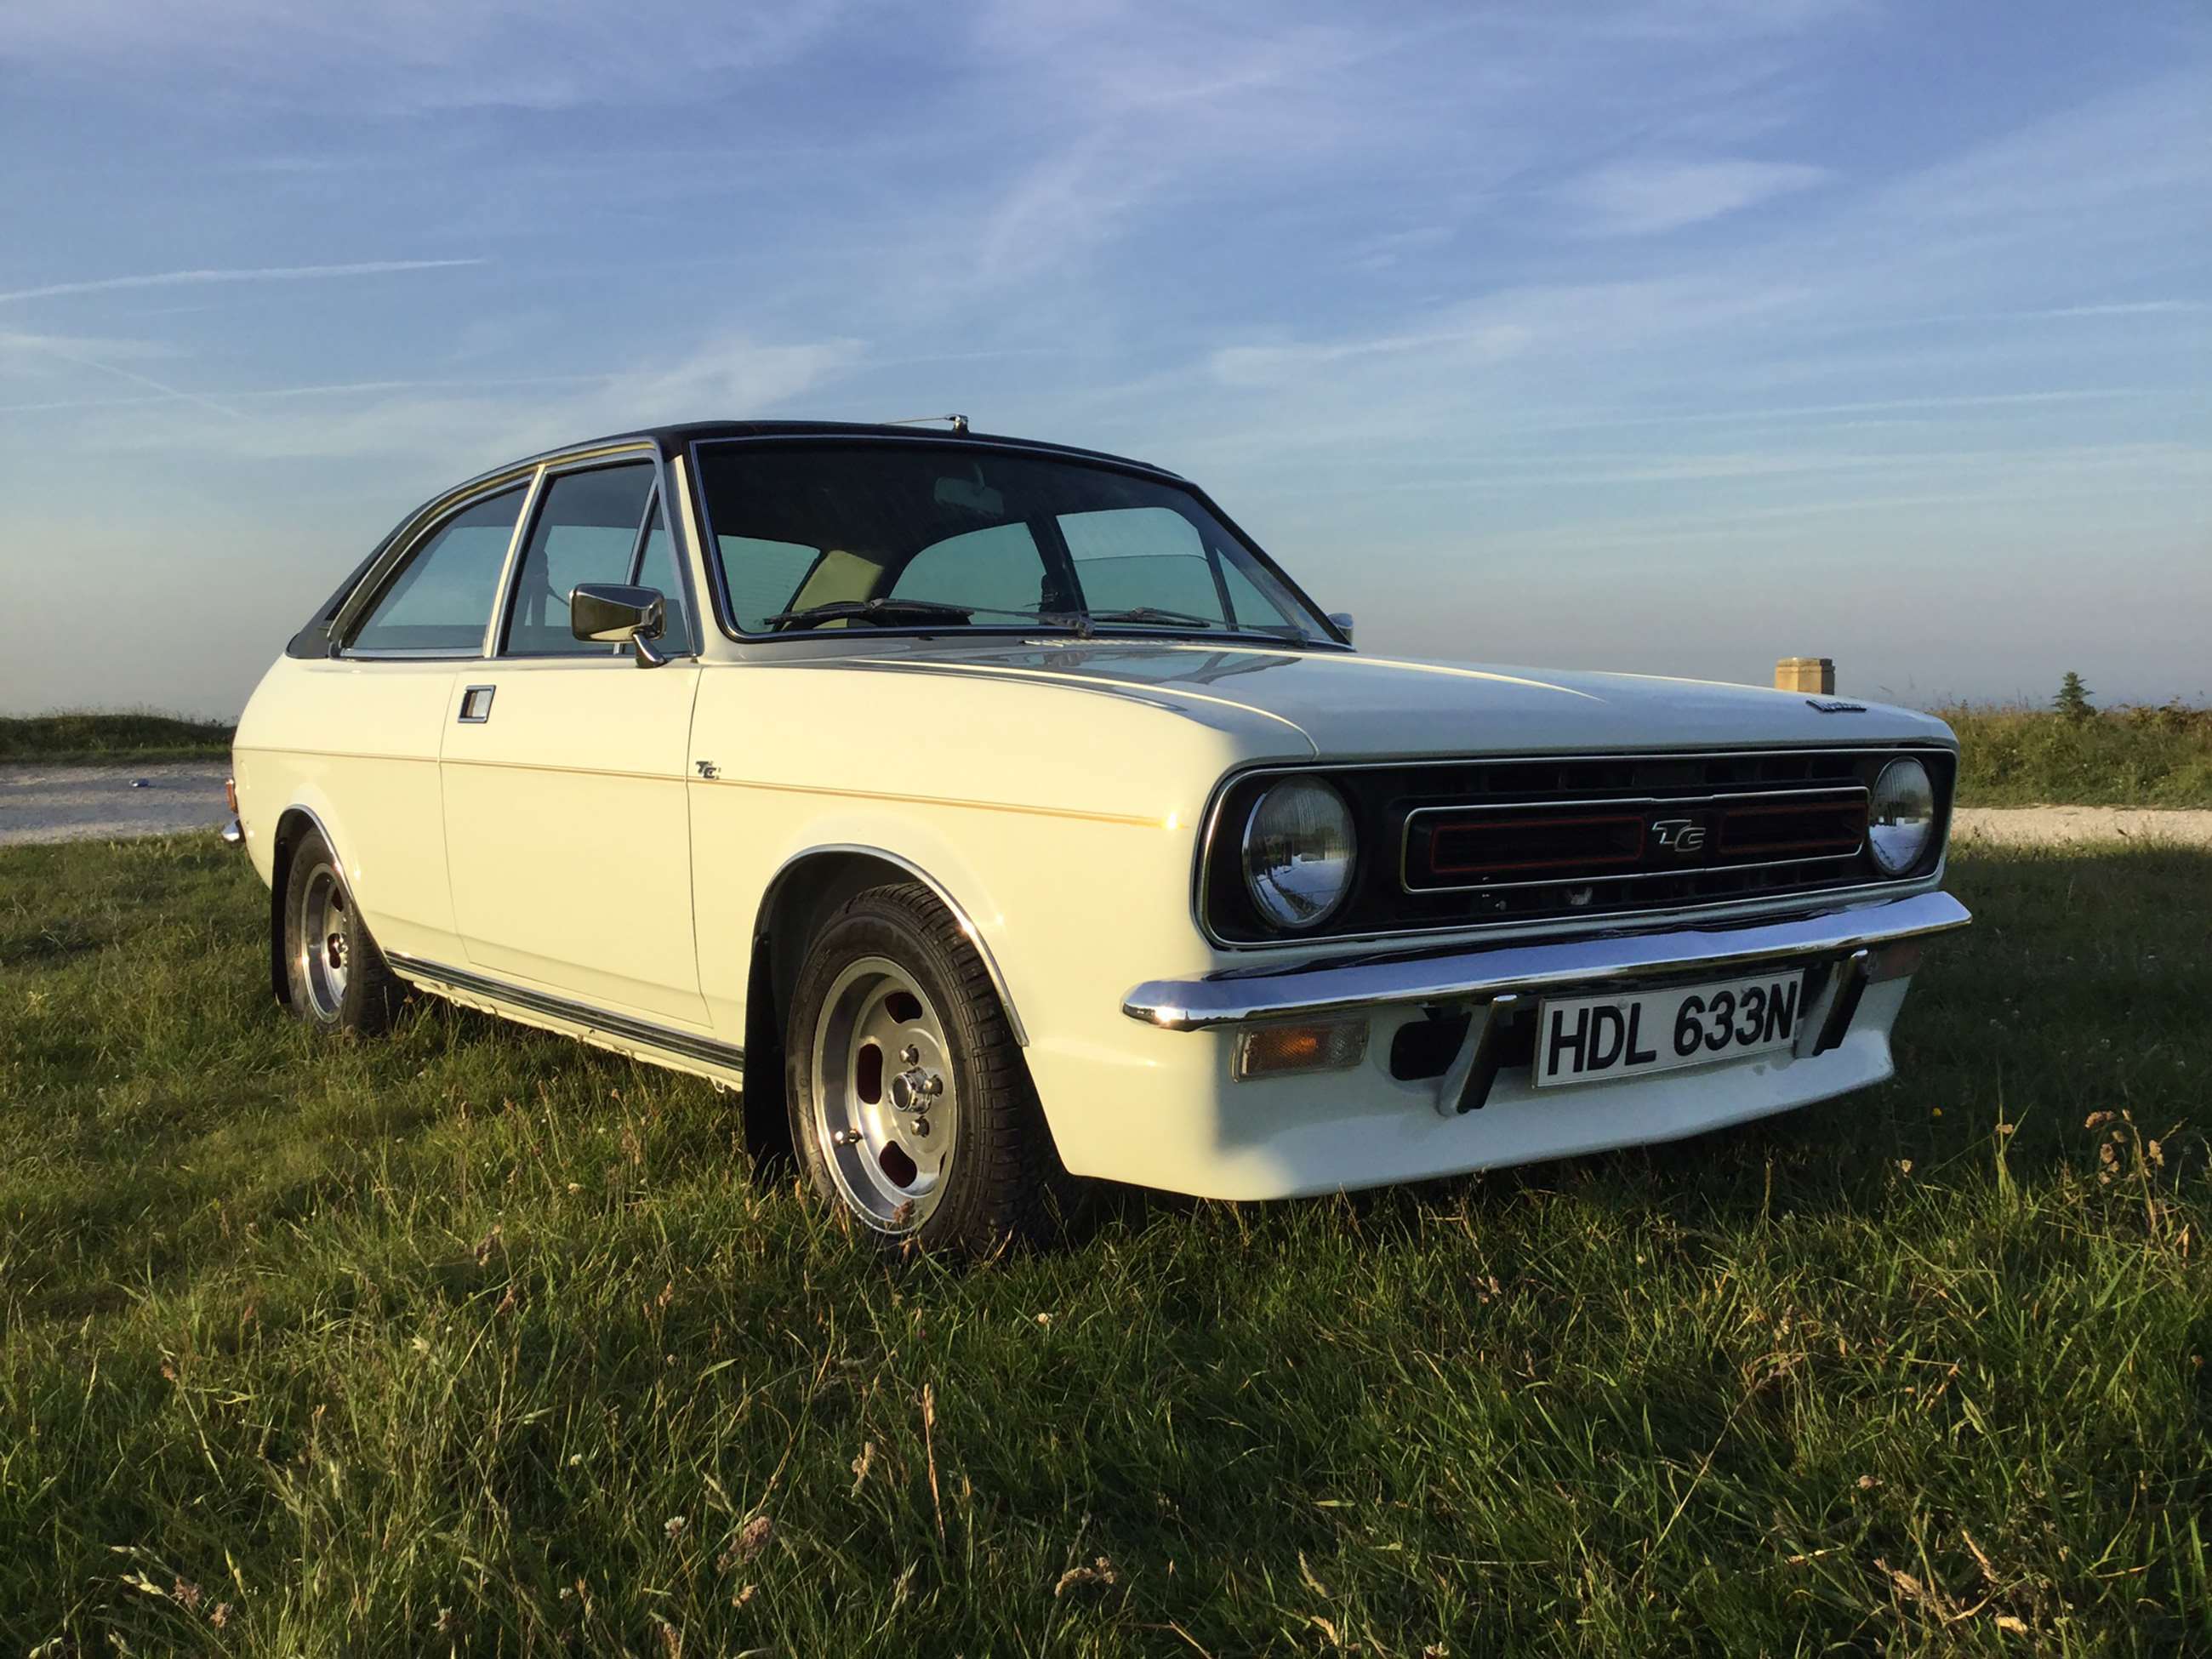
[{"xmin": 0, "ymin": 259, "xmax": 486, "ymax": 304}]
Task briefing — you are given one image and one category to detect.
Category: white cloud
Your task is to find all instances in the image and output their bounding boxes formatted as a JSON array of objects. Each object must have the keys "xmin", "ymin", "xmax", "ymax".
[
  {"xmin": 1209, "ymin": 322, "xmax": 1536, "ymax": 388},
  {"xmin": 1201, "ymin": 276, "xmax": 1808, "ymax": 395},
  {"xmin": 1559, "ymin": 157, "xmax": 1830, "ymax": 236},
  {"xmin": 594, "ymin": 336, "xmax": 867, "ymax": 434},
  {"xmin": 71, "ymin": 334, "xmax": 869, "ymax": 465}
]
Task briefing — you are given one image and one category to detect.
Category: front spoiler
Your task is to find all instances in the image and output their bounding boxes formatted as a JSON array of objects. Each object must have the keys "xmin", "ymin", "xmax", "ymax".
[{"xmin": 1122, "ymin": 890, "xmax": 1971, "ymax": 1032}]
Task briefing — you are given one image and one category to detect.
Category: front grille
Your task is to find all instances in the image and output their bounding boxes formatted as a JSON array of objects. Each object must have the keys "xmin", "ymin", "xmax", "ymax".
[
  {"xmin": 1200, "ymin": 746, "xmax": 1953, "ymax": 946},
  {"xmin": 1403, "ymin": 784, "xmax": 1868, "ymax": 892}
]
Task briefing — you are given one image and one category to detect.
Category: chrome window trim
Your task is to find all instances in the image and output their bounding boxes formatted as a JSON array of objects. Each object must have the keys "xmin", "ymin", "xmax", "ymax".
[
  {"xmin": 620, "ymin": 481, "xmax": 698, "ymax": 656},
  {"xmin": 684, "ymin": 433, "xmax": 1345, "ymax": 650},
  {"xmin": 627, "ymin": 483, "xmax": 662, "ymax": 586},
  {"xmin": 482, "ymin": 465, "xmax": 550, "ymax": 658},
  {"xmin": 1193, "ymin": 745, "xmax": 1956, "ymax": 952},
  {"xmin": 328, "ymin": 431, "xmax": 701, "ymax": 663},
  {"xmin": 332, "ymin": 647, "xmax": 501, "ymax": 662},
  {"xmin": 667, "ymin": 449, "xmax": 713, "ymax": 655},
  {"xmin": 490, "ymin": 444, "xmax": 698, "ymax": 661},
  {"xmin": 329, "ymin": 469, "xmax": 542, "ymax": 657},
  {"xmin": 1398, "ymin": 784, "xmax": 1871, "ymax": 895}
]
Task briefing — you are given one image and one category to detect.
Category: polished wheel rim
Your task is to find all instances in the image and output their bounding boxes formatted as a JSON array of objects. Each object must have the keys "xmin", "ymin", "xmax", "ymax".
[
  {"xmin": 811, "ymin": 955, "xmax": 958, "ymax": 1232},
  {"xmin": 296, "ymin": 862, "xmax": 351, "ymax": 1020}
]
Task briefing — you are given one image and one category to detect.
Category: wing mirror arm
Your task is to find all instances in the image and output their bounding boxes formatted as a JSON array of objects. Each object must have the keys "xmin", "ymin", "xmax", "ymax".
[
  {"xmin": 1326, "ymin": 610, "xmax": 1355, "ymax": 647},
  {"xmin": 569, "ymin": 583, "xmax": 673, "ymax": 669}
]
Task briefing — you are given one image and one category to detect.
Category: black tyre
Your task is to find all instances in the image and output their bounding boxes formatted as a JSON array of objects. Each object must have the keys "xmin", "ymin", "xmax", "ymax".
[
  {"xmin": 785, "ymin": 881, "xmax": 1068, "ymax": 1252},
  {"xmin": 281, "ymin": 829, "xmax": 403, "ymax": 1035}
]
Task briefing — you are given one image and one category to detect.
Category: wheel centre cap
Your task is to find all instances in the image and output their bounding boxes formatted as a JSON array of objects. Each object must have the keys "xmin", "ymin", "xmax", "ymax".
[{"xmin": 888, "ymin": 1065, "xmax": 941, "ymax": 1114}]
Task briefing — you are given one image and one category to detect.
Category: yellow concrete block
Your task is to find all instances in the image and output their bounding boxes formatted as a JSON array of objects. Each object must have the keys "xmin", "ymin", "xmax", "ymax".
[{"xmin": 1776, "ymin": 656, "xmax": 1836, "ymax": 694}]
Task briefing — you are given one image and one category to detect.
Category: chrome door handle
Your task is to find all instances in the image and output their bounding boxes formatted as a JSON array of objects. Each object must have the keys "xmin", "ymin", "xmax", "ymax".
[{"xmin": 459, "ymin": 685, "xmax": 496, "ymax": 723}]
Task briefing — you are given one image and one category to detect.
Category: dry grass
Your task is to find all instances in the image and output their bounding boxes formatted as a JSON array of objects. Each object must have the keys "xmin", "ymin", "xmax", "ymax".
[
  {"xmin": 0, "ymin": 710, "xmax": 235, "ymax": 765},
  {"xmin": 1941, "ymin": 702, "xmax": 2212, "ymax": 808}
]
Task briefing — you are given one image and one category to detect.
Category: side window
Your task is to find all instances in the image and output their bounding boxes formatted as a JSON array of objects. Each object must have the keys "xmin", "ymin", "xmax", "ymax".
[
  {"xmin": 890, "ymin": 523, "xmax": 1050, "ymax": 613},
  {"xmin": 349, "ymin": 485, "xmax": 528, "ymax": 655},
  {"xmin": 630, "ymin": 492, "xmax": 694, "ymax": 654},
  {"xmin": 721, "ymin": 536, "xmax": 823, "ymax": 632},
  {"xmin": 1059, "ymin": 507, "xmax": 1228, "ymax": 621},
  {"xmin": 503, "ymin": 463, "xmax": 656, "ymax": 655}
]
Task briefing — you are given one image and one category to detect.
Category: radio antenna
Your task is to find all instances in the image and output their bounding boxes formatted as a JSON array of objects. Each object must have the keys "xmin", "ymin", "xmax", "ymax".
[{"xmin": 882, "ymin": 413, "xmax": 970, "ymax": 434}]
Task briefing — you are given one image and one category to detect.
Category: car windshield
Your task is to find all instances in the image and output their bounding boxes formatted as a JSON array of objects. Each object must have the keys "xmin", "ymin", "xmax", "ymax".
[{"xmin": 696, "ymin": 442, "xmax": 1329, "ymax": 642}]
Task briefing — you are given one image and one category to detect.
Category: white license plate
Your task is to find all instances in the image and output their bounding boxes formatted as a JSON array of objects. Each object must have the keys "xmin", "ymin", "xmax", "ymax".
[{"xmin": 1534, "ymin": 971, "xmax": 1807, "ymax": 1087}]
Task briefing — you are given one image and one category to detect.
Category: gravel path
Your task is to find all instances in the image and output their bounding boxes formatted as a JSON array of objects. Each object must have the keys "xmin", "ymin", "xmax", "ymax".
[
  {"xmin": 3, "ymin": 762, "xmax": 2209, "ymax": 852},
  {"xmin": 1950, "ymin": 806, "xmax": 2212, "ymax": 848},
  {"xmin": 0, "ymin": 762, "xmax": 232, "ymax": 847}
]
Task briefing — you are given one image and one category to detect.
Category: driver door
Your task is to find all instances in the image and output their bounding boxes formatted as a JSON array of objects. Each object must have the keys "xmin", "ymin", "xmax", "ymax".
[{"xmin": 439, "ymin": 453, "xmax": 710, "ymax": 1028}]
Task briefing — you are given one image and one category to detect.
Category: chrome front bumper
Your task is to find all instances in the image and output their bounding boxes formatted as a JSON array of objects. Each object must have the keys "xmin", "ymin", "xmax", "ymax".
[{"xmin": 1124, "ymin": 890, "xmax": 1970, "ymax": 1031}]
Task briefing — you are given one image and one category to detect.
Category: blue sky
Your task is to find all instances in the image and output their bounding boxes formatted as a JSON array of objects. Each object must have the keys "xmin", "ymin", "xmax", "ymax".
[{"xmin": 2, "ymin": 0, "xmax": 2206, "ymax": 717}]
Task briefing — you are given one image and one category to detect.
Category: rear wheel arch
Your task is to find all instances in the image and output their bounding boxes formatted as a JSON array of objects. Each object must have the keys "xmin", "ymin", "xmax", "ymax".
[
  {"xmin": 266, "ymin": 806, "xmax": 334, "ymax": 1007},
  {"xmin": 271, "ymin": 812, "xmax": 402, "ymax": 1034}
]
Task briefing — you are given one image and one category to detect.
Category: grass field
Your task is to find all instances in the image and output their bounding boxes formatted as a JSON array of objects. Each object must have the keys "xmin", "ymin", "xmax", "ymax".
[{"xmin": 3, "ymin": 840, "xmax": 2203, "ymax": 1653}]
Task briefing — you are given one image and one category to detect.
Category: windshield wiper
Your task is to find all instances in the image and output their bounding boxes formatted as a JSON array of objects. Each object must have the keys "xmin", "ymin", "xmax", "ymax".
[
  {"xmin": 762, "ymin": 597, "xmax": 1051, "ymax": 630},
  {"xmin": 762, "ymin": 596, "xmax": 1318, "ymax": 647},
  {"xmin": 1078, "ymin": 607, "xmax": 1315, "ymax": 646},
  {"xmin": 1082, "ymin": 607, "xmax": 1223, "ymax": 630}
]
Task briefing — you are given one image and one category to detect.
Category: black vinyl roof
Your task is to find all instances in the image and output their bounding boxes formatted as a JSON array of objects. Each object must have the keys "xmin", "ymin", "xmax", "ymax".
[{"xmin": 570, "ymin": 419, "xmax": 1179, "ymax": 479}]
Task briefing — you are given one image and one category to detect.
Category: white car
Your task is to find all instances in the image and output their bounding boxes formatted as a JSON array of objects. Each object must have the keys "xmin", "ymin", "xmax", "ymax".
[{"xmin": 229, "ymin": 420, "xmax": 1970, "ymax": 1251}]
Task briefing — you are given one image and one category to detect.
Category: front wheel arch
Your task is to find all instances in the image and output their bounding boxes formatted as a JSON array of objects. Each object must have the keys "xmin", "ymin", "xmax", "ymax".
[{"xmin": 744, "ymin": 847, "xmax": 1033, "ymax": 1172}]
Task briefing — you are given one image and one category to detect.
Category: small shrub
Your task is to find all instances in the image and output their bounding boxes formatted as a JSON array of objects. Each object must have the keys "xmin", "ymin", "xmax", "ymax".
[{"xmin": 2052, "ymin": 671, "xmax": 2095, "ymax": 722}]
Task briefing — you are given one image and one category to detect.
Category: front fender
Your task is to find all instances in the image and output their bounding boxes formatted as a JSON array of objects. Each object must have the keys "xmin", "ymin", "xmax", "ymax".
[{"xmin": 693, "ymin": 792, "xmax": 1211, "ymax": 1041}]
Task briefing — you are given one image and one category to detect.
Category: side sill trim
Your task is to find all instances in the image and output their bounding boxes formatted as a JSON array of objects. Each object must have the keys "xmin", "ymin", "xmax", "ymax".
[
  {"xmin": 387, "ymin": 951, "xmax": 745, "ymax": 1072},
  {"xmin": 1124, "ymin": 890, "xmax": 1970, "ymax": 1032}
]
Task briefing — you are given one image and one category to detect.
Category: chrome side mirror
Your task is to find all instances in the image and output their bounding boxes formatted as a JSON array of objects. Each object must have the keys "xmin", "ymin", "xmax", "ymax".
[
  {"xmin": 1326, "ymin": 610, "xmax": 1355, "ymax": 647},
  {"xmin": 571, "ymin": 583, "xmax": 670, "ymax": 668}
]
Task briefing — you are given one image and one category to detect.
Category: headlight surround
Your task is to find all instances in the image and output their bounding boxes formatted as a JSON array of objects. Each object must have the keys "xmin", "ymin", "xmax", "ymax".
[
  {"xmin": 1241, "ymin": 777, "xmax": 1358, "ymax": 929},
  {"xmin": 1867, "ymin": 757, "xmax": 1937, "ymax": 875}
]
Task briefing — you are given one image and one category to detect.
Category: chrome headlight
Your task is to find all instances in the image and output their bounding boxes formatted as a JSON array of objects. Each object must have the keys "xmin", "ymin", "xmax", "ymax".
[
  {"xmin": 1241, "ymin": 777, "xmax": 1357, "ymax": 929},
  {"xmin": 1868, "ymin": 757, "xmax": 1936, "ymax": 875}
]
